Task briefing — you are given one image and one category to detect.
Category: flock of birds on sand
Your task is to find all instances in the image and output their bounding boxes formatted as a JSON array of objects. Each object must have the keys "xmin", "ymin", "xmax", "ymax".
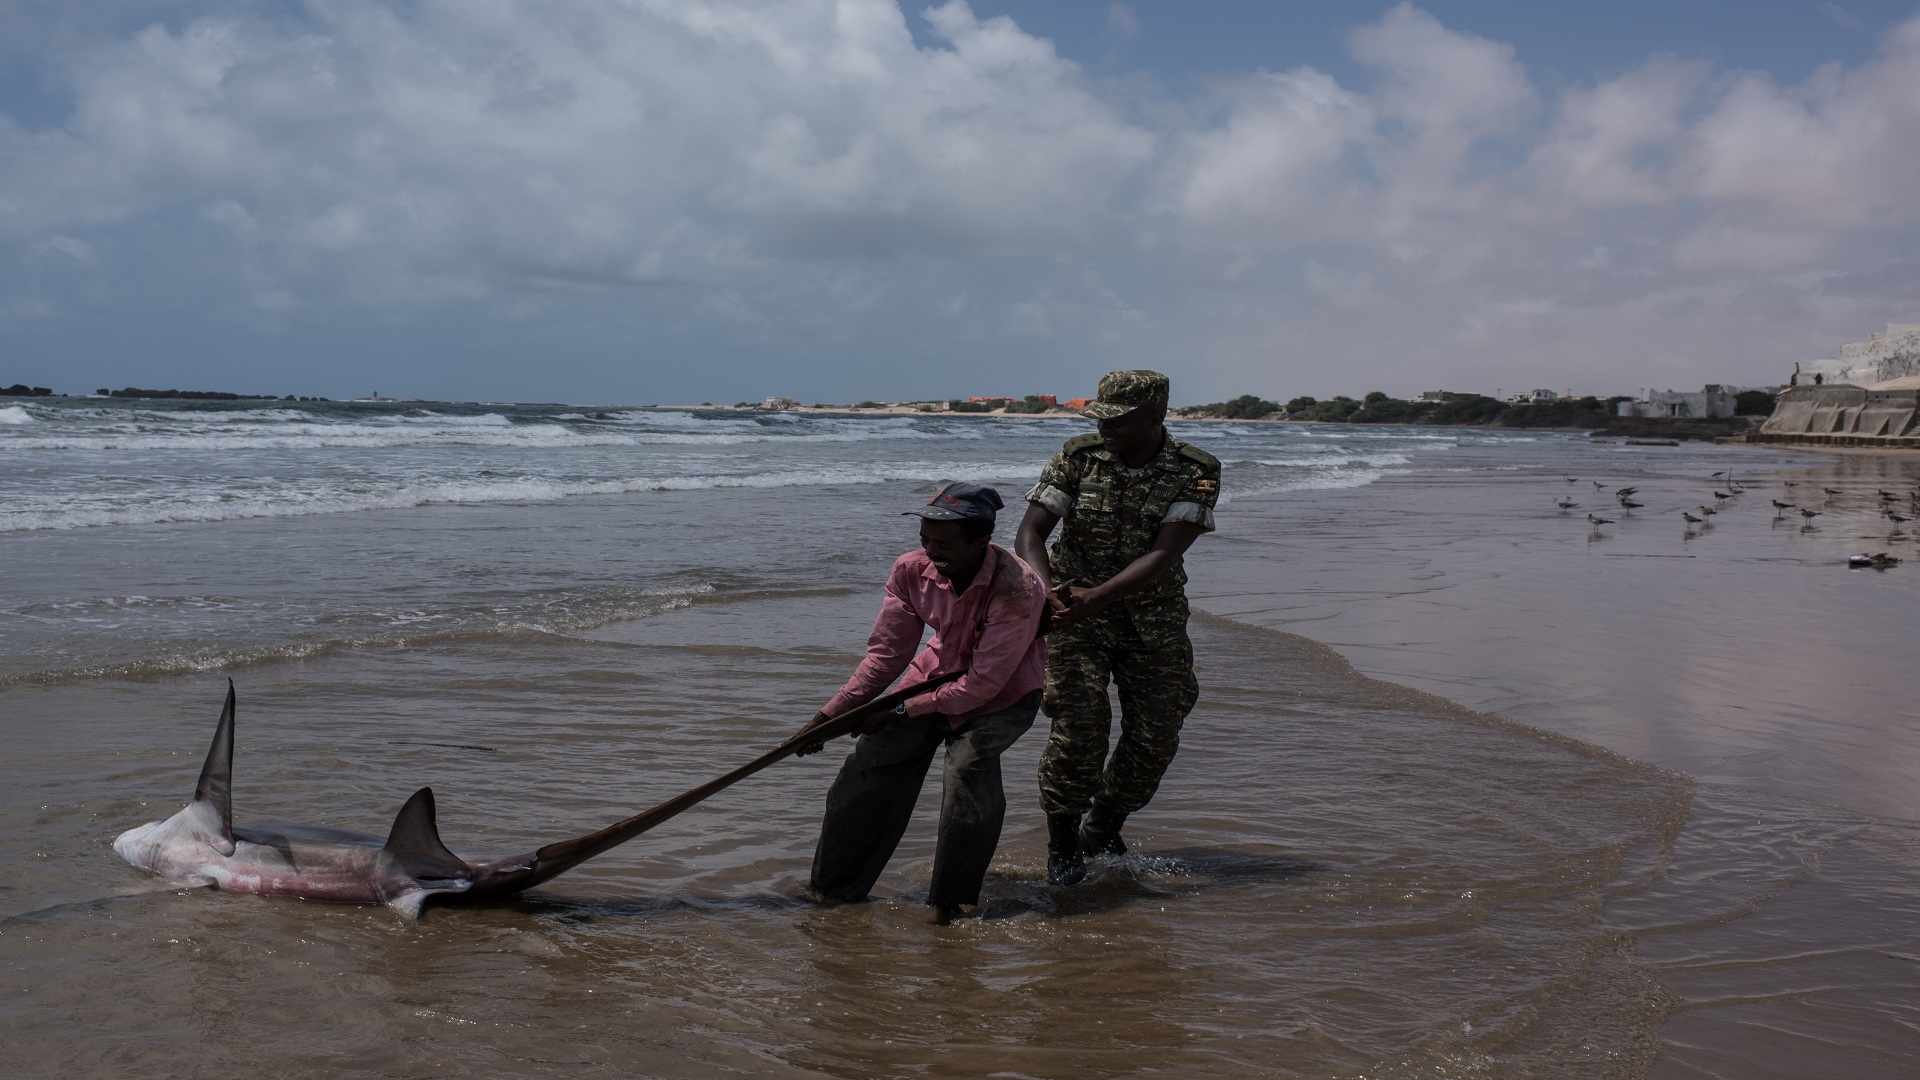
[{"xmin": 1554, "ymin": 469, "xmax": 1915, "ymax": 569}]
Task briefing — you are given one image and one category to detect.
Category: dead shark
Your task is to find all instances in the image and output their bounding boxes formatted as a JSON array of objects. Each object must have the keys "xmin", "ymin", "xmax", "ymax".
[{"xmin": 115, "ymin": 674, "xmax": 959, "ymax": 918}]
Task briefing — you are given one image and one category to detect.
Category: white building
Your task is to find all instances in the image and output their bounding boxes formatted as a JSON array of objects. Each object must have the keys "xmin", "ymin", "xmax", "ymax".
[
  {"xmin": 1616, "ymin": 385, "xmax": 1737, "ymax": 419},
  {"xmin": 1508, "ymin": 388, "xmax": 1561, "ymax": 404},
  {"xmin": 1795, "ymin": 323, "xmax": 1920, "ymax": 388}
]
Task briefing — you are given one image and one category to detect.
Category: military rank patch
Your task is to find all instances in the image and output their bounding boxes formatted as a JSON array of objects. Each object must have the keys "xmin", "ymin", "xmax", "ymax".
[{"xmin": 1193, "ymin": 479, "xmax": 1219, "ymax": 493}]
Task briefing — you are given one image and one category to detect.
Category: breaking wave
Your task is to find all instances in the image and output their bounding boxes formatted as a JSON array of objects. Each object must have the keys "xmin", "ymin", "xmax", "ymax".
[
  {"xmin": 1216, "ymin": 452, "xmax": 1412, "ymax": 502},
  {"xmin": 0, "ymin": 404, "xmax": 1010, "ymax": 451},
  {"xmin": 0, "ymin": 462, "xmax": 1023, "ymax": 532}
]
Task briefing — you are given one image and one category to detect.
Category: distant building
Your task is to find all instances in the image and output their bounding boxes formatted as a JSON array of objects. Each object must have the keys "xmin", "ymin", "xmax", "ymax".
[
  {"xmin": 1416, "ymin": 390, "xmax": 1448, "ymax": 402},
  {"xmin": 968, "ymin": 396, "xmax": 1014, "ymax": 404},
  {"xmin": 1036, "ymin": 394, "xmax": 1058, "ymax": 407},
  {"xmin": 761, "ymin": 396, "xmax": 799, "ymax": 411},
  {"xmin": 1063, "ymin": 397, "xmax": 1093, "ymax": 411},
  {"xmin": 1508, "ymin": 388, "xmax": 1561, "ymax": 405},
  {"xmin": 1616, "ymin": 386, "xmax": 1737, "ymax": 420}
]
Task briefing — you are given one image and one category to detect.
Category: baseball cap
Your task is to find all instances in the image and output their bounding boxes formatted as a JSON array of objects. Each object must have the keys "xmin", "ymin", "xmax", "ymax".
[
  {"xmin": 1080, "ymin": 370, "xmax": 1171, "ymax": 420},
  {"xmin": 905, "ymin": 482, "xmax": 1004, "ymax": 523}
]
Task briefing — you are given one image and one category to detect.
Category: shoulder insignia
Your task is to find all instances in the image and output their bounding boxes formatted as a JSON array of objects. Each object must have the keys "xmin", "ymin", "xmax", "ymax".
[
  {"xmin": 1193, "ymin": 478, "xmax": 1219, "ymax": 493},
  {"xmin": 1063, "ymin": 432, "xmax": 1104, "ymax": 454},
  {"xmin": 1175, "ymin": 442, "xmax": 1220, "ymax": 470}
]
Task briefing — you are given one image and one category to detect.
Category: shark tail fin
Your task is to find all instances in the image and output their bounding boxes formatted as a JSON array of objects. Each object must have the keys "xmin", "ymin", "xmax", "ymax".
[
  {"xmin": 383, "ymin": 788, "xmax": 470, "ymax": 880},
  {"xmin": 187, "ymin": 680, "xmax": 237, "ymax": 856}
]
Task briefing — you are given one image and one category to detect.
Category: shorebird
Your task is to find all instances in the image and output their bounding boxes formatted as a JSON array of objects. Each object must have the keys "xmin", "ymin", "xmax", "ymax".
[
  {"xmin": 1823, "ymin": 487, "xmax": 1842, "ymax": 496},
  {"xmin": 1565, "ymin": 475, "xmax": 1579, "ymax": 484},
  {"xmin": 1615, "ymin": 487, "xmax": 1640, "ymax": 497},
  {"xmin": 1556, "ymin": 498, "xmax": 1578, "ymax": 510},
  {"xmin": 1800, "ymin": 508, "xmax": 1822, "ymax": 520},
  {"xmin": 1712, "ymin": 490, "xmax": 1731, "ymax": 500},
  {"xmin": 1587, "ymin": 513, "xmax": 1615, "ymax": 526},
  {"xmin": 1698, "ymin": 505, "xmax": 1717, "ymax": 516},
  {"xmin": 1682, "ymin": 511, "xmax": 1704, "ymax": 523},
  {"xmin": 1849, "ymin": 552, "xmax": 1902, "ymax": 568},
  {"xmin": 1879, "ymin": 490, "xmax": 1897, "ymax": 500},
  {"xmin": 1772, "ymin": 500, "xmax": 1793, "ymax": 511},
  {"xmin": 1592, "ymin": 480, "xmax": 1604, "ymax": 489},
  {"xmin": 1619, "ymin": 499, "xmax": 1644, "ymax": 510},
  {"xmin": 1711, "ymin": 471, "xmax": 1725, "ymax": 477},
  {"xmin": 1783, "ymin": 481, "xmax": 1798, "ymax": 491},
  {"xmin": 1887, "ymin": 511, "xmax": 1910, "ymax": 524}
]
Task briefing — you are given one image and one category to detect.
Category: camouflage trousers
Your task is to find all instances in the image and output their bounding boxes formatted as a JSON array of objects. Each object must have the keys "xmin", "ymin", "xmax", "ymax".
[{"xmin": 1036, "ymin": 608, "xmax": 1198, "ymax": 817}]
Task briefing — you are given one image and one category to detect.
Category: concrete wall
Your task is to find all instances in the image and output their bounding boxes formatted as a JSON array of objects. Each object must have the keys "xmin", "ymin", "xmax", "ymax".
[{"xmin": 1754, "ymin": 385, "xmax": 1920, "ymax": 448}]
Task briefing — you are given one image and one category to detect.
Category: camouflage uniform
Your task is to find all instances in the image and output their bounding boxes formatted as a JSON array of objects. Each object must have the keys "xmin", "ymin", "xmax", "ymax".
[{"xmin": 1026, "ymin": 419, "xmax": 1221, "ymax": 817}]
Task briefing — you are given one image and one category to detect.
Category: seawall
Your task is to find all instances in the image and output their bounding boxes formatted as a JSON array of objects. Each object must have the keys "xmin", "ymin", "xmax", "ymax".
[{"xmin": 1753, "ymin": 385, "xmax": 1920, "ymax": 448}]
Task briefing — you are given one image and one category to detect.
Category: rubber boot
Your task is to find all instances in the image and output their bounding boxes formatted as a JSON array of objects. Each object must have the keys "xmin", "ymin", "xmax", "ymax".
[
  {"xmin": 1046, "ymin": 813, "xmax": 1087, "ymax": 886},
  {"xmin": 1079, "ymin": 804, "xmax": 1129, "ymax": 857}
]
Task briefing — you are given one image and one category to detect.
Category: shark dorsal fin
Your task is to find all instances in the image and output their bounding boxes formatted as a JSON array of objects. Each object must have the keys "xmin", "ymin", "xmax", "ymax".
[
  {"xmin": 383, "ymin": 788, "xmax": 469, "ymax": 880},
  {"xmin": 188, "ymin": 680, "xmax": 237, "ymax": 854}
]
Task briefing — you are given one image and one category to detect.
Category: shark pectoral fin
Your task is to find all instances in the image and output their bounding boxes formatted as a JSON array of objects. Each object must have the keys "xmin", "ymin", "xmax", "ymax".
[
  {"xmin": 386, "ymin": 890, "xmax": 434, "ymax": 921},
  {"xmin": 188, "ymin": 680, "xmax": 238, "ymax": 855},
  {"xmin": 383, "ymin": 787, "xmax": 471, "ymax": 881}
]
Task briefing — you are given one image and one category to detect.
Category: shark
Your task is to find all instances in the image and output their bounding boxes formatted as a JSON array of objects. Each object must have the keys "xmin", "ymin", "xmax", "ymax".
[{"xmin": 114, "ymin": 674, "xmax": 959, "ymax": 918}]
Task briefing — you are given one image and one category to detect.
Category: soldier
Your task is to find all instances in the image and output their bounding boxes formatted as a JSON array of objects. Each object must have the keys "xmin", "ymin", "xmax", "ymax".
[{"xmin": 1015, "ymin": 370, "xmax": 1221, "ymax": 885}]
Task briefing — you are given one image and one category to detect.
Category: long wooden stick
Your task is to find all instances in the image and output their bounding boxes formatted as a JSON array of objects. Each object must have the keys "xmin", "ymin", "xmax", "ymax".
[{"xmin": 518, "ymin": 670, "xmax": 965, "ymax": 881}]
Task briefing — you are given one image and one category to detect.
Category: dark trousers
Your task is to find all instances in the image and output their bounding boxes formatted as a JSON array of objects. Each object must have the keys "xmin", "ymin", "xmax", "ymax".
[
  {"xmin": 1037, "ymin": 614, "xmax": 1197, "ymax": 817},
  {"xmin": 810, "ymin": 690, "xmax": 1040, "ymax": 907}
]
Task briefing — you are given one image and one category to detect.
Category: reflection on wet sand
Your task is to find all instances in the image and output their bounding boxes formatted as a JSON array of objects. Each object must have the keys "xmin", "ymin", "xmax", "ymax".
[{"xmin": 1194, "ymin": 441, "xmax": 1920, "ymax": 1077}]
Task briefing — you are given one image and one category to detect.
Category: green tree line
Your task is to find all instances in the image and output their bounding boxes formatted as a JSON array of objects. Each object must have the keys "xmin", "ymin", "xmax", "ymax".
[{"xmin": 1173, "ymin": 390, "xmax": 1781, "ymax": 428}]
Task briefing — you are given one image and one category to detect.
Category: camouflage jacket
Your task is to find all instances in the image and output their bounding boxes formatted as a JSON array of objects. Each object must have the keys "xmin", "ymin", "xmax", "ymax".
[{"xmin": 1025, "ymin": 431, "xmax": 1221, "ymax": 616}]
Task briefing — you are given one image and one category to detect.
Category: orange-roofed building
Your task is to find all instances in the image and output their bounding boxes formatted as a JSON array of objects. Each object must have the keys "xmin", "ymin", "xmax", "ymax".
[{"xmin": 1063, "ymin": 397, "xmax": 1093, "ymax": 411}]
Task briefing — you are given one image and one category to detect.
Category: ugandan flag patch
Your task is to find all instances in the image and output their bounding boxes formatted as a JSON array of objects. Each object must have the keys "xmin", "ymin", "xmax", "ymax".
[{"xmin": 1193, "ymin": 478, "xmax": 1219, "ymax": 494}]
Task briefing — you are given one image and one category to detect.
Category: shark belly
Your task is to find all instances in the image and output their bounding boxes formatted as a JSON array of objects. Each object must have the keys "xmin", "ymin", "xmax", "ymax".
[{"xmin": 208, "ymin": 824, "xmax": 391, "ymax": 903}]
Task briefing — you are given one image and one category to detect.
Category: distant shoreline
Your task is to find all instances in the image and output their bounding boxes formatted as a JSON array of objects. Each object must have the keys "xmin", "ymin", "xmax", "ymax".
[{"xmin": 652, "ymin": 403, "xmax": 1606, "ymax": 431}]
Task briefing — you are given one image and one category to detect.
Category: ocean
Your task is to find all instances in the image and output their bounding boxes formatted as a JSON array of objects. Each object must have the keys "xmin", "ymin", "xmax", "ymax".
[{"xmin": 2, "ymin": 398, "xmax": 1915, "ymax": 1077}]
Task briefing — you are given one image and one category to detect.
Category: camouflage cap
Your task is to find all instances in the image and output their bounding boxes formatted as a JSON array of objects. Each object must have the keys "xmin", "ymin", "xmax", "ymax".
[{"xmin": 1081, "ymin": 370, "xmax": 1170, "ymax": 420}]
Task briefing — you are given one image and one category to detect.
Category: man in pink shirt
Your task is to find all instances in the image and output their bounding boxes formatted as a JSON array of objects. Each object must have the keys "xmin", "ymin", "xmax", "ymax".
[{"xmin": 794, "ymin": 482, "xmax": 1048, "ymax": 923}]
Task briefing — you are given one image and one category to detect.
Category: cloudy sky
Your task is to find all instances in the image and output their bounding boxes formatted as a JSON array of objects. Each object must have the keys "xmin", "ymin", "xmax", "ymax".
[{"xmin": 4, "ymin": 0, "xmax": 1918, "ymax": 404}]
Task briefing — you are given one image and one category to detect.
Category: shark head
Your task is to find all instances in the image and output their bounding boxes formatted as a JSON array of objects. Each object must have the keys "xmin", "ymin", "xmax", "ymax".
[{"xmin": 114, "ymin": 680, "xmax": 240, "ymax": 883}]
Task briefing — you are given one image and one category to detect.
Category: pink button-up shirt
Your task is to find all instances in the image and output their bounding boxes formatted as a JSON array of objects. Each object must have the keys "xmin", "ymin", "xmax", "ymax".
[{"xmin": 822, "ymin": 543, "xmax": 1047, "ymax": 728}]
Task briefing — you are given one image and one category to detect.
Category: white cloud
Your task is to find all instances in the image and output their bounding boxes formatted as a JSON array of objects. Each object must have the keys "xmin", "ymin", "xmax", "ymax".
[{"xmin": 3, "ymin": 1, "xmax": 1920, "ymax": 401}]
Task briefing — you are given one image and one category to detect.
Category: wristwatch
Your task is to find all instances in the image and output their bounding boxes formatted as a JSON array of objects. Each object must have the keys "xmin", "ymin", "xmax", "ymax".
[{"xmin": 895, "ymin": 700, "xmax": 909, "ymax": 716}]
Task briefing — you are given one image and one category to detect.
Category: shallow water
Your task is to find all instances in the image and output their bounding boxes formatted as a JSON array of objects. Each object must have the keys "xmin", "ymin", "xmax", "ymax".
[
  {"xmin": 4, "ymin": 617, "xmax": 1691, "ymax": 1077},
  {"xmin": 3, "ymin": 401, "xmax": 1917, "ymax": 1076}
]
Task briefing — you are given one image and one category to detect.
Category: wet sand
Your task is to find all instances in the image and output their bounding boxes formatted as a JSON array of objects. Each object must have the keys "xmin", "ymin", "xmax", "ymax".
[
  {"xmin": 1193, "ymin": 438, "xmax": 1920, "ymax": 1077},
  {"xmin": 5, "ymin": 612, "xmax": 1687, "ymax": 1077}
]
